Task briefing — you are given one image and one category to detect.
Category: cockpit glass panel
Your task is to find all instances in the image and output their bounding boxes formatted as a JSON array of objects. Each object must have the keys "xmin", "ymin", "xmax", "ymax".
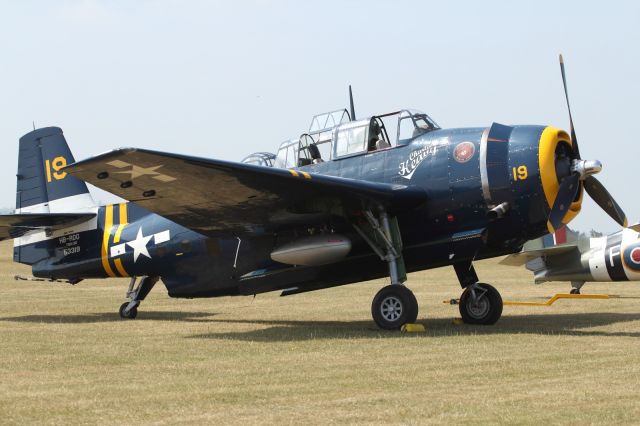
[
  {"xmin": 334, "ymin": 125, "xmax": 368, "ymax": 157},
  {"xmin": 299, "ymin": 134, "xmax": 314, "ymax": 148},
  {"xmin": 308, "ymin": 109, "xmax": 351, "ymax": 133},
  {"xmin": 287, "ymin": 145, "xmax": 297, "ymax": 167},
  {"xmin": 326, "ymin": 114, "xmax": 336, "ymax": 129},
  {"xmin": 414, "ymin": 114, "xmax": 436, "ymax": 129},
  {"xmin": 398, "ymin": 115, "xmax": 416, "ymax": 142},
  {"xmin": 316, "ymin": 140, "xmax": 331, "ymax": 161},
  {"xmin": 309, "ymin": 117, "xmax": 321, "ymax": 133},
  {"xmin": 396, "ymin": 110, "xmax": 439, "ymax": 144},
  {"xmin": 378, "ymin": 115, "xmax": 399, "ymax": 147},
  {"xmin": 336, "ymin": 110, "xmax": 350, "ymax": 125},
  {"xmin": 275, "ymin": 152, "xmax": 286, "ymax": 168},
  {"xmin": 275, "ymin": 139, "xmax": 300, "ymax": 168},
  {"xmin": 241, "ymin": 152, "xmax": 276, "ymax": 167}
]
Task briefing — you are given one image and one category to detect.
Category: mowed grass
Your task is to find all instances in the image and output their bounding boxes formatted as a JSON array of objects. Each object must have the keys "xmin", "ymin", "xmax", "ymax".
[{"xmin": 1, "ymin": 240, "xmax": 640, "ymax": 425}]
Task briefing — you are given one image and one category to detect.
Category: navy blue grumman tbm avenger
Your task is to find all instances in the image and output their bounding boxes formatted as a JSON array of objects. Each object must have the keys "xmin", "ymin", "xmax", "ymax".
[{"xmin": 0, "ymin": 56, "xmax": 628, "ymax": 329}]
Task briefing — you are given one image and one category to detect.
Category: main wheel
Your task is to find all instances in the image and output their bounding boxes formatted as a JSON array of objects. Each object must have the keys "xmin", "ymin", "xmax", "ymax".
[
  {"xmin": 371, "ymin": 285, "xmax": 419, "ymax": 330},
  {"xmin": 570, "ymin": 288, "xmax": 580, "ymax": 295},
  {"xmin": 459, "ymin": 283, "xmax": 502, "ymax": 325},
  {"xmin": 119, "ymin": 302, "xmax": 138, "ymax": 319}
]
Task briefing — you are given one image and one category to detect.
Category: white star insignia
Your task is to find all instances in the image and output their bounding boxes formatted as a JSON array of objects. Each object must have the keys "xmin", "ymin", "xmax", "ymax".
[{"xmin": 126, "ymin": 227, "xmax": 153, "ymax": 263}]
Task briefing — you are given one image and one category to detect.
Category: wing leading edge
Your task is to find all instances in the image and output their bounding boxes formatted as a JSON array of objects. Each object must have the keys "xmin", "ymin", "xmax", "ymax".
[{"xmin": 65, "ymin": 148, "xmax": 427, "ymax": 236}]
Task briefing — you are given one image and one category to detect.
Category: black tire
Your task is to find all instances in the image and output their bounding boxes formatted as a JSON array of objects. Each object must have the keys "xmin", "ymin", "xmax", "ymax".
[
  {"xmin": 371, "ymin": 285, "xmax": 419, "ymax": 330},
  {"xmin": 570, "ymin": 288, "xmax": 580, "ymax": 295},
  {"xmin": 119, "ymin": 302, "xmax": 138, "ymax": 319},
  {"xmin": 459, "ymin": 283, "xmax": 502, "ymax": 325}
]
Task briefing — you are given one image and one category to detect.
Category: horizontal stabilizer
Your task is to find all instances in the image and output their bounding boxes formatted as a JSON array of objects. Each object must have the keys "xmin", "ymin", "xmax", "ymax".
[
  {"xmin": 0, "ymin": 213, "xmax": 96, "ymax": 240},
  {"xmin": 499, "ymin": 244, "xmax": 578, "ymax": 266}
]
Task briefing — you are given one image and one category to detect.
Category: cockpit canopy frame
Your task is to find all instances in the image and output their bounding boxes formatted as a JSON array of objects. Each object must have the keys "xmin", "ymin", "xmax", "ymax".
[
  {"xmin": 241, "ymin": 152, "xmax": 276, "ymax": 167},
  {"xmin": 274, "ymin": 109, "xmax": 439, "ymax": 168}
]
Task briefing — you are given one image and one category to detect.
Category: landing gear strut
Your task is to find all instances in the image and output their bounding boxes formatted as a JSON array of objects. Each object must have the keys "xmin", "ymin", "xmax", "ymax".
[
  {"xmin": 454, "ymin": 262, "xmax": 503, "ymax": 325},
  {"xmin": 353, "ymin": 206, "xmax": 418, "ymax": 330},
  {"xmin": 119, "ymin": 276, "xmax": 159, "ymax": 319},
  {"xmin": 570, "ymin": 281, "xmax": 585, "ymax": 295}
]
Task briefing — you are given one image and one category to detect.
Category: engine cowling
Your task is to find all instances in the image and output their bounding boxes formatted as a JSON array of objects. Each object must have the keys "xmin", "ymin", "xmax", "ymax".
[{"xmin": 537, "ymin": 126, "xmax": 584, "ymax": 229}]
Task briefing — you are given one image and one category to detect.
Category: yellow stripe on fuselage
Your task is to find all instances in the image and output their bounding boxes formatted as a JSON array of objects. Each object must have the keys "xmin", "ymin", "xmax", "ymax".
[
  {"xmin": 113, "ymin": 203, "xmax": 128, "ymax": 244},
  {"xmin": 101, "ymin": 205, "xmax": 116, "ymax": 277},
  {"xmin": 113, "ymin": 258, "xmax": 129, "ymax": 277},
  {"xmin": 112, "ymin": 203, "xmax": 129, "ymax": 277}
]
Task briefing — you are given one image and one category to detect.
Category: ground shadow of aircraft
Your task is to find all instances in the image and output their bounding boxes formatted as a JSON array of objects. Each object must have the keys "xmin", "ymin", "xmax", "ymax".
[
  {"xmin": 3, "ymin": 310, "xmax": 638, "ymax": 340},
  {"xmin": 0, "ymin": 310, "xmax": 216, "ymax": 324},
  {"xmin": 186, "ymin": 312, "xmax": 640, "ymax": 342}
]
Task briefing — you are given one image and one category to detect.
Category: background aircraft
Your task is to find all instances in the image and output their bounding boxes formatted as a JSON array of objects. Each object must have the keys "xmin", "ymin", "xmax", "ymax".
[
  {"xmin": 0, "ymin": 57, "xmax": 628, "ymax": 329},
  {"xmin": 502, "ymin": 224, "xmax": 640, "ymax": 294}
]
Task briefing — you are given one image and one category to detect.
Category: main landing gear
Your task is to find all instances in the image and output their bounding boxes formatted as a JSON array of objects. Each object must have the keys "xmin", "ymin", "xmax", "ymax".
[
  {"xmin": 454, "ymin": 262, "xmax": 503, "ymax": 325},
  {"xmin": 371, "ymin": 285, "xmax": 418, "ymax": 330},
  {"xmin": 353, "ymin": 207, "xmax": 418, "ymax": 330},
  {"xmin": 119, "ymin": 276, "xmax": 159, "ymax": 319}
]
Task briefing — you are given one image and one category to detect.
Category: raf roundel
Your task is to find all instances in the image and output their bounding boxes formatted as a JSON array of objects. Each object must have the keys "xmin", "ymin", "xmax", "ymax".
[
  {"xmin": 623, "ymin": 243, "xmax": 640, "ymax": 271},
  {"xmin": 453, "ymin": 141, "xmax": 475, "ymax": 163}
]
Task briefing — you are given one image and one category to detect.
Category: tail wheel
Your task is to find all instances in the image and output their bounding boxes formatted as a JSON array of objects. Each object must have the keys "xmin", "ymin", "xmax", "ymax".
[
  {"xmin": 459, "ymin": 283, "xmax": 502, "ymax": 325},
  {"xmin": 371, "ymin": 285, "xmax": 418, "ymax": 330},
  {"xmin": 119, "ymin": 302, "xmax": 137, "ymax": 320}
]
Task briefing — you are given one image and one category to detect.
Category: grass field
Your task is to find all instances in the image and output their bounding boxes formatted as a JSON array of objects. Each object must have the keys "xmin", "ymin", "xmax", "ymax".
[{"xmin": 2, "ymin": 240, "xmax": 640, "ymax": 425}]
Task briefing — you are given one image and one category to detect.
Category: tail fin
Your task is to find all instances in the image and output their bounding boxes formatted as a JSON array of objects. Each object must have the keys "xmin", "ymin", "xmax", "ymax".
[
  {"xmin": 11, "ymin": 127, "xmax": 98, "ymax": 267},
  {"xmin": 541, "ymin": 225, "xmax": 568, "ymax": 247},
  {"xmin": 16, "ymin": 127, "xmax": 94, "ymax": 213}
]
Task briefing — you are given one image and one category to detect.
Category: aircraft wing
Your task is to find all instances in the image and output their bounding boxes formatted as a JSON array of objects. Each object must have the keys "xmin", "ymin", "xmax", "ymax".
[
  {"xmin": 0, "ymin": 213, "xmax": 96, "ymax": 240},
  {"xmin": 499, "ymin": 244, "xmax": 579, "ymax": 266},
  {"xmin": 65, "ymin": 148, "xmax": 427, "ymax": 236}
]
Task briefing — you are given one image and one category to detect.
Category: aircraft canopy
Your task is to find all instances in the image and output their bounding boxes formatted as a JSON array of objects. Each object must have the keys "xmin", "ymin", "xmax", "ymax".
[{"xmin": 275, "ymin": 109, "xmax": 439, "ymax": 168}]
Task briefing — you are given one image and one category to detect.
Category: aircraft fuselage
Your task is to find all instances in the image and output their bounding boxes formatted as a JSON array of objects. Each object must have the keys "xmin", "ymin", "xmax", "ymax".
[{"xmin": 17, "ymin": 124, "xmax": 571, "ymax": 298}]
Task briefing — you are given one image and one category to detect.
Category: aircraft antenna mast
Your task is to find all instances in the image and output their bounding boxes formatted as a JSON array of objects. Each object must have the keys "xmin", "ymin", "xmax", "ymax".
[{"xmin": 349, "ymin": 85, "xmax": 356, "ymax": 121}]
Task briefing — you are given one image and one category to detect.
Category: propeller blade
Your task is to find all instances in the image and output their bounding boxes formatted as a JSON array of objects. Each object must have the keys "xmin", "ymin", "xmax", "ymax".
[
  {"xmin": 548, "ymin": 173, "xmax": 580, "ymax": 232},
  {"xmin": 584, "ymin": 175, "xmax": 628, "ymax": 227},
  {"xmin": 559, "ymin": 54, "xmax": 580, "ymax": 159}
]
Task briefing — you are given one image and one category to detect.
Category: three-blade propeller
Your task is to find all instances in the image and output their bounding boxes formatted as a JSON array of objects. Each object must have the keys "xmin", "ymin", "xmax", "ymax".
[{"xmin": 547, "ymin": 55, "xmax": 627, "ymax": 231}]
